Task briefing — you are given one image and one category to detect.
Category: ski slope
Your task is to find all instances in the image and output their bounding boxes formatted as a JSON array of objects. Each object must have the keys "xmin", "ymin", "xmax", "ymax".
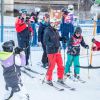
[
  {"xmin": 0, "ymin": 48, "xmax": 100, "ymax": 100},
  {"xmin": 0, "ymin": 16, "xmax": 100, "ymax": 100}
]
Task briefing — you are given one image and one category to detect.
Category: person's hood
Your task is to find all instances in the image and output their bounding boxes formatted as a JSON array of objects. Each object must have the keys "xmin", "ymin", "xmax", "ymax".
[{"xmin": 0, "ymin": 52, "xmax": 13, "ymax": 60}]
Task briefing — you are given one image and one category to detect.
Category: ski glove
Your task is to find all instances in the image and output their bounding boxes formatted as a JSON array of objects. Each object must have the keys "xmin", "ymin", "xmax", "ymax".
[
  {"xmin": 92, "ymin": 38, "xmax": 95, "ymax": 43},
  {"xmin": 14, "ymin": 47, "xmax": 23, "ymax": 54},
  {"xmin": 60, "ymin": 36, "xmax": 67, "ymax": 43},
  {"xmin": 85, "ymin": 45, "xmax": 89, "ymax": 49}
]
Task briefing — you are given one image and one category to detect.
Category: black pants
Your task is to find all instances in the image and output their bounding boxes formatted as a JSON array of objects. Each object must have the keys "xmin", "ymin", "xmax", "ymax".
[
  {"xmin": 41, "ymin": 43, "xmax": 48, "ymax": 65},
  {"xmin": 17, "ymin": 28, "xmax": 30, "ymax": 65}
]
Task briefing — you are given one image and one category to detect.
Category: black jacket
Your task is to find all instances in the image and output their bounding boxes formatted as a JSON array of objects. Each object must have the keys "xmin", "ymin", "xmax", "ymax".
[
  {"xmin": 38, "ymin": 22, "xmax": 50, "ymax": 43},
  {"xmin": 67, "ymin": 34, "xmax": 88, "ymax": 56},
  {"xmin": 43, "ymin": 26, "xmax": 61, "ymax": 54}
]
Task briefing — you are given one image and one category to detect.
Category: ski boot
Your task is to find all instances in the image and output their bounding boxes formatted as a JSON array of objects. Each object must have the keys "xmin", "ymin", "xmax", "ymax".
[
  {"xmin": 57, "ymin": 79, "xmax": 64, "ymax": 84},
  {"xmin": 46, "ymin": 80, "xmax": 53, "ymax": 86}
]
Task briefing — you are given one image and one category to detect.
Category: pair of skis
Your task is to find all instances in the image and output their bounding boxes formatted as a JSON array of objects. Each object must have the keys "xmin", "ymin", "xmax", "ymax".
[{"xmin": 44, "ymin": 81, "xmax": 76, "ymax": 91}]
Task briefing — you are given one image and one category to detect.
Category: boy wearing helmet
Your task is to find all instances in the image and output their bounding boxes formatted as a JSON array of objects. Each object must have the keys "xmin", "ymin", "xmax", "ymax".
[{"xmin": 65, "ymin": 27, "xmax": 89, "ymax": 80}]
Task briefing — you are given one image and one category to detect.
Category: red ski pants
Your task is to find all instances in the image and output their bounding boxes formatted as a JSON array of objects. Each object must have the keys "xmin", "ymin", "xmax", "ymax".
[{"xmin": 46, "ymin": 52, "xmax": 64, "ymax": 81}]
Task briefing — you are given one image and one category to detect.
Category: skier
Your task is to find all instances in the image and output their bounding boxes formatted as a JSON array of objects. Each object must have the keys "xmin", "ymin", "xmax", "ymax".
[
  {"xmin": 92, "ymin": 38, "xmax": 100, "ymax": 51},
  {"xmin": 60, "ymin": 8, "xmax": 74, "ymax": 49},
  {"xmin": 38, "ymin": 14, "xmax": 50, "ymax": 68},
  {"xmin": 43, "ymin": 18, "xmax": 66, "ymax": 85},
  {"xmin": 0, "ymin": 40, "xmax": 29, "ymax": 100},
  {"xmin": 64, "ymin": 26, "xmax": 89, "ymax": 80},
  {"xmin": 15, "ymin": 9, "xmax": 33, "ymax": 68},
  {"xmin": 30, "ymin": 11, "xmax": 39, "ymax": 46}
]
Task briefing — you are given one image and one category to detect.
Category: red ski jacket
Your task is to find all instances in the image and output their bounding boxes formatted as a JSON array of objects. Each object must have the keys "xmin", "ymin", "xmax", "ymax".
[
  {"xmin": 15, "ymin": 17, "xmax": 27, "ymax": 33},
  {"xmin": 94, "ymin": 40, "xmax": 100, "ymax": 47},
  {"xmin": 92, "ymin": 40, "xmax": 100, "ymax": 51}
]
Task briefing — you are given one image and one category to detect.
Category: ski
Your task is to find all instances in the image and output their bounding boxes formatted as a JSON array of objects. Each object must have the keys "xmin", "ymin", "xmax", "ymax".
[
  {"xmin": 54, "ymin": 81, "xmax": 76, "ymax": 91},
  {"xmin": 43, "ymin": 81, "xmax": 64, "ymax": 91},
  {"xmin": 73, "ymin": 78, "xmax": 86, "ymax": 83},
  {"xmin": 21, "ymin": 69, "xmax": 34, "ymax": 78},
  {"xmin": 24, "ymin": 67, "xmax": 44, "ymax": 75},
  {"xmin": 65, "ymin": 76, "xmax": 86, "ymax": 84}
]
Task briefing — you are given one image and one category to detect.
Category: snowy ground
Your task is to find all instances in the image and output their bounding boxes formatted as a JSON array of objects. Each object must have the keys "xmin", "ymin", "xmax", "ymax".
[
  {"xmin": 0, "ymin": 47, "xmax": 100, "ymax": 100},
  {"xmin": 0, "ymin": 16, "xmax": 100, "ymax": 100}
]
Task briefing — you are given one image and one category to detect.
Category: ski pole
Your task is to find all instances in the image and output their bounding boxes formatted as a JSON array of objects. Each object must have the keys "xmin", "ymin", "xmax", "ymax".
[
  {"xmin": 29, "ymin": 39, "xmax": 32, "ymax": 66},
  {"xmin": 87, "ymin": 48, "xmax": 90, "ymax": 79}
]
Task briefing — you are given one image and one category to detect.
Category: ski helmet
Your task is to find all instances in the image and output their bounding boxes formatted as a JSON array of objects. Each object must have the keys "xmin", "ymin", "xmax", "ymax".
[
  {"xmin": 2, "ymin": 40, "xmax": 15, "ymax": 52},
  {"xmin": 68, "ymin": 5, "xmax": 74, "ymax": 13},
  {"xmin": 61, "ymin": 8, "xmax": 69, "ymax": 14},
  {"xmin": 68, "ymin": 5, "xmax": 74, "ymax": 10},
  {"xmin": 20, "ymin": 9, "xmax": 27, "ymax": 14},
  {"xmin": 74, "ymin": 27, "xmax": 82, "ymax": 34}
]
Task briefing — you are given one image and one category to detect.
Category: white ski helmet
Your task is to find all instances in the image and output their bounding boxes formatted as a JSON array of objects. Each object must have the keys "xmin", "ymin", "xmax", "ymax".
[{"xmin": 68, "ymin": 5, "xmax": 74, "ymax": 13}]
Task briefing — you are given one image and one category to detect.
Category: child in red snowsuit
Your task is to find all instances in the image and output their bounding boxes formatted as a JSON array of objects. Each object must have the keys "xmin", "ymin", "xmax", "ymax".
[
  {"xmin": 92, "ymin": 38, "xmax": 100, "ymax": 51},
  {"xmin": 43, "ymin": 18, "xmax": 65, "ymax": 85}
]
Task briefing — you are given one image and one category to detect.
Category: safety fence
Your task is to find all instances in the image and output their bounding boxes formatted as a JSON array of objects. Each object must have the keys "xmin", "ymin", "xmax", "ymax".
[{"xmin": 0, "ymin": 24, "xmax": 95, "ymax": 42}]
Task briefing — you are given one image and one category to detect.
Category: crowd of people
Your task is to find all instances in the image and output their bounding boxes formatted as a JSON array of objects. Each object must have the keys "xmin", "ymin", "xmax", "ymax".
[{"xmin": 0, "ymin": 6, "xmax": 100, "ymax": 100}]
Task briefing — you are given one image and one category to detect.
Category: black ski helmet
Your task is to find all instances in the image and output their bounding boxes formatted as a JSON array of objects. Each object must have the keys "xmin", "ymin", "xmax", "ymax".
[
  {"xmin": 61, "ymin": 8, "xmax": 69, "ymax": 15},
  {"xmin": 74, "ymin": 26, "xmax": 82, "ymax": 34},
  {"xmin": 2, "ymin": 40, "xmax": 15, "ymax": 52}
]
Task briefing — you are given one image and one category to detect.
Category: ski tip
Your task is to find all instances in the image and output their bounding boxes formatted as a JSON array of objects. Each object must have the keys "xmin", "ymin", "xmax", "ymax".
[
  {"xmin": 59, "ymin": 88, "xmax": 64, "ymax": 91},
  {"xmin": 70, "ymin": 88, "xmax": 76, "ymax": 91}
]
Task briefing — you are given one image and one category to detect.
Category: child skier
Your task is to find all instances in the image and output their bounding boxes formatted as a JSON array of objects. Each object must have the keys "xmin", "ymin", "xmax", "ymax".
[
  {"xmin": 43, "ymin": 18, "xmax": 67, "ymax": 85},
  {"xmin": 64, "ymin": 27, "xmax": 89, "ymax": 80},
  {"xmin": 92, "ymin": 38, "xmax": 100, "ymax": 51},
  {"xmin": 0, "ymin": 40, "xmax": 29, "ymax": 100}
]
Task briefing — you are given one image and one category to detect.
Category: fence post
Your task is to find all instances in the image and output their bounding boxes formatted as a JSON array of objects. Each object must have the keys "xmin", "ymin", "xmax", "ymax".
[{"xmin": 1, "ymin": 0, "xmax": 4, "ymax": 42}]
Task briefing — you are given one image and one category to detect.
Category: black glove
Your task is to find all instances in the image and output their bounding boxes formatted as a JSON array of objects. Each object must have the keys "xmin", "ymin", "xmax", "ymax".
[
  {"xmin": 85, "ymin": 45, "xmax": 89, "ymax": 49},
  {"xmin": 60, "ymin": 36, "xmax": 67, "ymax": 43},
  {"xmin": 92, "ymin": 38, "xmax": 95, "ymax": 43},
  {"xmin": 14, "ymin": 47, "xmax": 23, "ymax": 54}
]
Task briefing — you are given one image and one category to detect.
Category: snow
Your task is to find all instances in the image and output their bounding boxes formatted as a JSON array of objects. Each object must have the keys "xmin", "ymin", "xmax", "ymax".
[
  {"xmin": 0, "ymin": 16, "xmax": 100, "ymax": 100},
  {"xmin": 0, "ymin": 48, "xmax": 100, "ymax": 100}
]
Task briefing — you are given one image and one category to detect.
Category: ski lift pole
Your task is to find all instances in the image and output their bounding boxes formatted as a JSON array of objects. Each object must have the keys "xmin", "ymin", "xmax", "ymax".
[
  {"xmin": 88, "ymin": 21, "xmax": 96, "ymax": 78},
  {"xmin": 90, "ymin": 21, "xmax": 96, "ymax": 66},
  {"xmin": 1, "ymin": 0, "xmax": 4, "ymax": 42}
]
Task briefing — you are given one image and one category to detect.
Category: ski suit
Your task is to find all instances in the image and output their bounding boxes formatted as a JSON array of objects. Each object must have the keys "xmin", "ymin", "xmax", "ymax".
[
  {"xmin": 43, "ymin": 26, "xmax": 64, "ymax": 81},
  {"xmin": 0, "ymin": 51, "xmax": 26, "ymax": 92},
  {"xmin": 38, "ymin": 21, "xmax": 50, "ymax": 67},
  {"xmin": 60, "ymin": 13, "xmax": 74, "ymax": 49},
  {"xmin": 65, "ymin": 34, "xmax": 88, "ymax": 75},
  {"xmin": 15, "ymin": 16, "xmax": 32, "ymax": 65}
]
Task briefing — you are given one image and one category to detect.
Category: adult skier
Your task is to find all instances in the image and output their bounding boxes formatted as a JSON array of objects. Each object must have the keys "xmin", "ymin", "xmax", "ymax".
[
  {"xmin": 64, "ymin": 27, "xmax": 89, "ymax": 80},
  {"xmin": 15, "ymin": 9, "xmax": 33, "ymax": 68},
  {"xmin": 38, "ymin": 14, "xmax": 50, "ymax": 68},
  {"xmin": 60, "ymin": 7, "xmax": 74, "ymax": 49}
]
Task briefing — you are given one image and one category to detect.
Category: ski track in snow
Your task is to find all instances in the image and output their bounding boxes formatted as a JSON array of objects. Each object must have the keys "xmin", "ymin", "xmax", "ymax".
[
  {"xmin": 0, "ymin": 16, "xmax": 100, "ymax": 100},
  {"xmin": 0, "ymin": 49, "xmax": 100, "ymax": 100}
]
